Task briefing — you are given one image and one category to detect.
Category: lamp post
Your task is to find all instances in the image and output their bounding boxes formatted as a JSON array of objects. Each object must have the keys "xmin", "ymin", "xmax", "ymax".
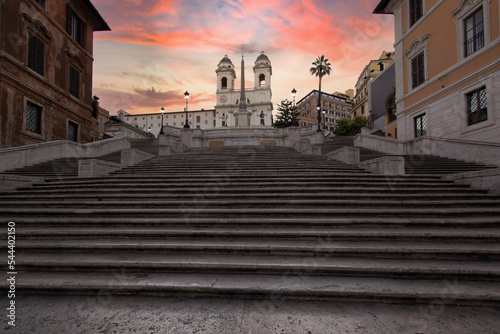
[
  {"xmin": 291, "ymin": 88, "xmax": 298, "ymax": 126},
  {"xmin": 184, "ymin": 91, "xmax": 190, "ymax": 129},
  {"xmin": 322, "ymin": 110, "xmax": 326, "ymax": 130},
  {"xmin": 159, "ymin": 107, "xmax": 165, "ymax": 134},
  {"xmin": 316, "ymin": 104, "xmax": 321, "ymax": 131}
]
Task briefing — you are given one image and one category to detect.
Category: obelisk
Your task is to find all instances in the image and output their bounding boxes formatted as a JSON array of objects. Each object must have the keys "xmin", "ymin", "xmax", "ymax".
[{"xmin": 236, "ymin": 53, "xmax": 251, "ymax": 127}]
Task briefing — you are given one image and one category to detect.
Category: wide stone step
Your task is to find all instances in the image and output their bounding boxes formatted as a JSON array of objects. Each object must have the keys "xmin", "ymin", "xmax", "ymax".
[
  {"xmin": 38, "ymin": 176, "xmax": 444, "ymax": 186},
  {"xmin": 20, "ymin": 180, "xmax": 473, "ymax": 190},
  {"xmin": 2, "ymin": 199, "xmax": 499, "ymax": 209},
  {"xmin": 16, "ymin": 226, "xmax": 500, "ymax": 243},
  {"xmin": 2, "ymin": 207, "xmax": 499, "ymax": 218},
  {"xmin": 13, "ymin": 253, "xmax": 500, "ymax": 280},
  {"xmin": 0, "ymin": 191, "xmax": 496, "ymax": 202},
  {"xmin": 4, "ymin": 216, "xmax": 499, "ymax": 228},
  {"xmin": 8, "ymin": 271, "xmax": 499, "ymax": 306},
  {"xmin": 15, "ymin": 239, "xmax": 500, "ymax": 260},
  {"xmin": 43, "ymin": 173, "xmax": 444, "ymax": 181}
]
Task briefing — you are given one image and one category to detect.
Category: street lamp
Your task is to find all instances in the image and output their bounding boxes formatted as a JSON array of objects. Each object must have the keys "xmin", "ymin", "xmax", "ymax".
[
  {"xmin": 291, "ymin": 88, "xmax": 298, "ymax": 126},
  {"xmin": 322, "ymin": 110, "xmax": 327, "ymax": 130},
  {"xmin": 184, "ymin": 91, "xmax": 190, "ymax": 129},
  {"xmin": 159, "ymin": 107, "xmax": 164, "ymax": 134},
  {"xmin": 316, "ymin": 104, "xmax": 321, "ymax": 132}
]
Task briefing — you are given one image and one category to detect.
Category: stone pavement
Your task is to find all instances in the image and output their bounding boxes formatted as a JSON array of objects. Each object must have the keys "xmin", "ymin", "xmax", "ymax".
[{"xmin": 3, "ymin": 295, "xmax": 500, "ymax": 334}]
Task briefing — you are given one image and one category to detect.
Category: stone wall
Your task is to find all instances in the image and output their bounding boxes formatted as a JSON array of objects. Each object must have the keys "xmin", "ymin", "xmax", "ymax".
[
  {"xmin": 354, "ymin": 134, "xmax": 500, "ymax": 167},
  {"xmin": 0, "ymin": 137, "xmax": 131, "ymax": 172}
]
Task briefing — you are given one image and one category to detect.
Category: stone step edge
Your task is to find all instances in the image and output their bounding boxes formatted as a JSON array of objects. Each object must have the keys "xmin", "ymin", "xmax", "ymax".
[
  {"xmin": 3, "ymin": 217, "xmax": 499, "ymax": 226},
  {"xmin": 2, "ymin": 200, "xmax": 500, "ymax": 208},
  {"xmin": 14, "ymin": 227, "xmax": 500, "ymax": 242},
  {"xmin": 15, "ymin": 258, "xmax": 500, "ymax": 280},
  {"xmin": 2, "ymin": 207, "xmax": 499, "ymax": 215},
  {"xmin": 14, "ymin": 242, "xmax": 500, "ymax": 260},
  {"xmin": 4, "ymin": 272, "xmax": 500, "ymax": 306}
]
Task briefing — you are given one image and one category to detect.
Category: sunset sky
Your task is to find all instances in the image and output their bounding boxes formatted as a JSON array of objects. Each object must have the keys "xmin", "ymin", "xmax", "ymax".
[{"xmin": 90, "ymin": 0, "xmax": 394, "ymax": 115}]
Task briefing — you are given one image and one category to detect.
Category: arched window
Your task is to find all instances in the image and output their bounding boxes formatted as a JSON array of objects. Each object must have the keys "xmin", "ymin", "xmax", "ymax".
[
  {"xmin": 221, "ymin": 77, "xmax": 228, "ymax": 89},
  {"xmin": 259, "ymin": 74, "xmax": 266, "ymax": 86}
]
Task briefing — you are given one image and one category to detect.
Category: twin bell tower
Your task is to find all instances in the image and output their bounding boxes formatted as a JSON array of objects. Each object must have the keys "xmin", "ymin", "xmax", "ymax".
[{"xmin": 215, "ymin": 52, "xmax": 273, "ymax": 128}]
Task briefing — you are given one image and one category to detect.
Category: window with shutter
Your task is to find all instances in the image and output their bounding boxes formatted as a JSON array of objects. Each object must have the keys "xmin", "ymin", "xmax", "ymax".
[
  {"xmin": 69, "ymin": 66, "xmax": 80, "ymax": 99},
  {"xmin": 66, "ymin": 5, "xmax": 86, "ymax": 48},
  {"xmin": 28, "ymin": 33, "xmax": 44, "ymax": 76}
]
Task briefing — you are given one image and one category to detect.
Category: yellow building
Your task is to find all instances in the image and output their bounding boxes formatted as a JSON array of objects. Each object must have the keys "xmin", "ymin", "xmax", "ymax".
[
  {"xmin": 351, "ymin": 51, "xmax": 395, "ymax": 125},
  {"xmin": 374, "ymin": 0, "xmax": 500, "ymax": 143}
]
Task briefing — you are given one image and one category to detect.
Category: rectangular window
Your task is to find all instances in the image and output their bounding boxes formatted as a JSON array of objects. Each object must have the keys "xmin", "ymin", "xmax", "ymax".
[
  {"xmin": 66, "ymin": 5, "xmax": 86, "ymax": 48},
  {"xmin": 464, "ymin": 8, "xmax": 484, "ymax": 57},
  {"xmin": 409, "ymin": 0, "xmax": 423, "ymax": 27},
  {"xmin": 99, "ymin": 117, "xmax": 104, "ymax": 128},
  {"xmin": 28, "ymin": 33, "xmax": 44, "ymax": 76},
  {"xmin": 466, "ymin": 86, "xmax": 487, "ymax": 126},
  {"xmin": 68, "ymin": 121, "xmax": 78, "ymax": 142},
  {"xmin": 414, "ymin": 113, "xmax": 427, "ymax": 138},
  {"xmin": 69, "ymin": 66, "xmax": 80, "ymax": 98},
  {"xmin": 26, "ymin": 101, "xmax": 42, "ymax": 134},
  {"xmin": 196, "ymin": 116, "xmax": 201, "ymax": 123},
  {"xmin": 411, "ymin": 52, "xmax": 425, "ymax": 88}
]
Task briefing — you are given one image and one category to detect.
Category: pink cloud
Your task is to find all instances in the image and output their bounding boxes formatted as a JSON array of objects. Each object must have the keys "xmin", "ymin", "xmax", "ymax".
[{"xmin": 90, "ymin": 0, "xmax": 395, "ymax": 114}]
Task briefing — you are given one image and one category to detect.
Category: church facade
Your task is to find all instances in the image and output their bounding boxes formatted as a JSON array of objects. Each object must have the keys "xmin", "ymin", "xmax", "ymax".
[{"xmin": 215, "ymin": 52, "xmax": 273, "ymax": 127}]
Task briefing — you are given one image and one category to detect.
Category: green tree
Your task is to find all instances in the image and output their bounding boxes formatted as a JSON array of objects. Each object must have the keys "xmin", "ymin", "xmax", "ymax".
[
  {"xmin": 333, "ymin": 116, "xmax": 367, "ymax": 136},
  {"xmin": 385, "ymin": 87, "xmax": 397, "ymax": 123},
  {"xmin": 309, "ymin": 55, "xmax": 332, "ymax": 132},
  {"xmin": 273, "ymin": 99, "xmax": 298, "ymax": 128}
]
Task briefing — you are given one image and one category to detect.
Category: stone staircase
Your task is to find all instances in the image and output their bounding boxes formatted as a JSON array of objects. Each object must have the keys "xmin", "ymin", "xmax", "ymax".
[
  {"xmin": 2, "ymin": 151, "xmax": 122, "ymax": 179},
  {"xmin": 1, "ymin": 145, "xmax": 499, "ymax": 305},
  {"xmin": 319, "ymin": 136, "xmax": 495, "ymax": 175}
]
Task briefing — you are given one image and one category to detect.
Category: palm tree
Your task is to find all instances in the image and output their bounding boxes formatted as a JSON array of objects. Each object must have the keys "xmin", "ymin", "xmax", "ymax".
[{"xmin": 310, "ymin": 55, "xmax": 332, "ymax": 132}]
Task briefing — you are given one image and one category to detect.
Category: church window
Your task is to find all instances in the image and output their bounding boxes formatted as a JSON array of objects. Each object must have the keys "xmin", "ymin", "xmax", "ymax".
[
  {"xmin": 259, "ymin": 74, "xmax": 266, "ymax": 86},
  {"xmin": 221, "ymin": 77, "xmax": 228, "ymax": 89}
]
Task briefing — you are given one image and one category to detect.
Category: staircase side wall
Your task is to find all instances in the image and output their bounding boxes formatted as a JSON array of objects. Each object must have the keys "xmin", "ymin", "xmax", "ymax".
[
  {"xmin": 0, "ymin": 137, "xmax": 131, "ymax": 172},
  {"xmin": 354, "ymin": 134, "xmax": 500, "ymax": 167}
]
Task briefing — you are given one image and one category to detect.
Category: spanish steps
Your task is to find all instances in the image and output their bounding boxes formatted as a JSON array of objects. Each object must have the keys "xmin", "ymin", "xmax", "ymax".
[{"xmin": 1, "ymin": 143, "xmax": 499, "ymax": 306}]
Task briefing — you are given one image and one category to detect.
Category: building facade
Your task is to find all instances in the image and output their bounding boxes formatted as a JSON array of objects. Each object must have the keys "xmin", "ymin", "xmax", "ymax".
[
  {"xmin": 296, "ymin": 90, "xmax": 354, "ymax": 131},
  {"xmin": 215, "ymin": 52, "xmax": 273, "ymax": 127},
  {"xmin": 369, "ymin": 62, "xmax": 397, "ymax": 135},
  {"xmin": 374, "ymin": 0, "xmax": 500, "ymax": 143},
  {"xmin": 116, "ymin": 52, "xmax": 274, "ymax": 135},
  {"xmin": 117, "ymin": 108, "xmax": 217, "ymax": 137},
  {"xmin": 0, "ymin": 0, "xmax": 110, "ymax": 148},
  {"xmin": 351, "ymin": 51, "xmax": 396, "ymax": 125}
]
